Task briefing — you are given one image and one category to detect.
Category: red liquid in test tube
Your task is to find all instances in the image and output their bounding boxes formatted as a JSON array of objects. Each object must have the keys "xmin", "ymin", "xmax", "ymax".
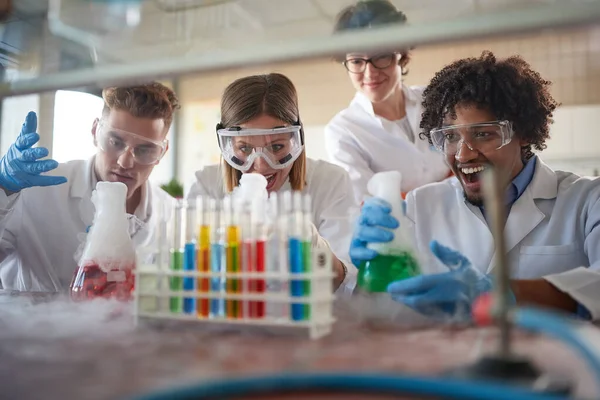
[
  {"xmin": 198, "ymin": 246, "xmax": 210, "ymax": 317},
  {"xmin": 249, "ymin": 194, "xmax": 267, "ymax": 320},
  {"xmin": 255, "ymin": 239, "xmax": 266, "ymax": 317},
  {"xmin": 243, "ymin": 240, "xmax": 255, "ymax": 318},
  {"xmin": 197, "ymin": 196, "xmax": 211, "ymax": 318}
]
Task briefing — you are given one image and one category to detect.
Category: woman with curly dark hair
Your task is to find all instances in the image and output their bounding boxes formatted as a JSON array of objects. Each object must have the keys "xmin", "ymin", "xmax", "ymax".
[{"xmin": 349, "ymin": 51, "xmax": 600, "ymax": 322}]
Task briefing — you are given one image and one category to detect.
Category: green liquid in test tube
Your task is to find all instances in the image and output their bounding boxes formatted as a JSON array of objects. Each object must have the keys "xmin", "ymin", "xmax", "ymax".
[
  {"xmin": 302, "ymin": 241, "xmax": 311, "ymax": 319},
  {"xmin": 170, "ymin": 250, "xmax": 183, "ymax": 311},
  {"xmin": 169, "ymin": 200, "xmax": 185, "ymax": 313},
  {"xmin": 302, "ymin": 193, "xmax": 312, "ymax": 320}
]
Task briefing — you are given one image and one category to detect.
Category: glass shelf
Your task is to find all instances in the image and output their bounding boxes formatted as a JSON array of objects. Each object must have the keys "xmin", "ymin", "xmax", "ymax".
[{"xmin": 1, "ymin": 0, "xmax": 600, "ymax": 97}]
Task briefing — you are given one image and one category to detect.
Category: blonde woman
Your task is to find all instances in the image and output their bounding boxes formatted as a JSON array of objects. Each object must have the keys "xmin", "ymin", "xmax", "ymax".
[{"xmin": 188, "ymin": 73, "xmax": 358, "ymax": 292}]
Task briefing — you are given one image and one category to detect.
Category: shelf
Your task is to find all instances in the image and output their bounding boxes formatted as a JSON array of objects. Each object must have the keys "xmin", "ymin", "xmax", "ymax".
[{"xmin": 2, "ymin": 0, "xmax": 600, "ymax": 96}]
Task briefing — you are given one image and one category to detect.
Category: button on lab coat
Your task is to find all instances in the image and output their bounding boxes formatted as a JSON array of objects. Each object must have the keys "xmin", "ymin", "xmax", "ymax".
[
  {"xmin": 187, "ymin": 158, "xmax": 360, "ymax": 293},
  {"xmin": 0, "ymin": 156, "xmax": 174, "ymax": 292},
  {"xmin": 325, "ymin": 86, "xmax": 450, "ymax": 203},
  {"xmin": 404, "ymin": 157, "xmax": 600, "ymax": 319}
]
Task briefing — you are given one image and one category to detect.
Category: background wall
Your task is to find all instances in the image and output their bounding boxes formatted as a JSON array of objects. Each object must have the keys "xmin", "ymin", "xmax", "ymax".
[
  {"xmin": 175, "ymin": 26, "xmax": 600, "ymax": 186},
  {"xmin": 178, "ymin": 27, "xmax": 600, "ymax": 119},
  {"xmin": 2, "ymin": 26, "xmax": 600, "ymax": 187}
]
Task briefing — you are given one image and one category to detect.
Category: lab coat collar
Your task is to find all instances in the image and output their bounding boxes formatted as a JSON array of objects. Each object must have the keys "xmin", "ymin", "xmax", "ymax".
[
  {"xmin": 480, "ymin": 157, "xmax": 557, "ymax": 272},
  {"xmin": 351, "ymin": 85, "xmax": 422, "ymax": 125},
  {"xmin": 279, "ymin": 179, "xmax": 292, "ymax": 192},
  {"xmin": 69, "ymin": 155, "xmax": 95, "ymax": 199},
  {"xmin": 526, "ymin": 157, "xmax": 558, "ymax": 200},
  {"xmin": 270, "ymin": 157, "xmax": 316, "ymax": 193}
]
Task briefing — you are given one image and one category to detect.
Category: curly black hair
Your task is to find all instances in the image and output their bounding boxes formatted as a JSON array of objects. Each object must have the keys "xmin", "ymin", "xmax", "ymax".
[{"xmin": 419, "ymin": 51, "xmax": 559, "ymax": 160}]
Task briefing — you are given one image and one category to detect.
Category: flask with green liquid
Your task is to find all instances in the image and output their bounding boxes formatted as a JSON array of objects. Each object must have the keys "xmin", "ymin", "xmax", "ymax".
[{"xmin": 357, "ymin": 171, "xmax": 421, "ymax": 293}]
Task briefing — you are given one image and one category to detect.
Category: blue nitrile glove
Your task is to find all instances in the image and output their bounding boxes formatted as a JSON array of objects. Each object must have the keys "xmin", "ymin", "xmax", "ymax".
[
  {"xmin": 387, "ymin": 240, "xmax": 494, "ymax": 320},
  {"xmin": 0, "ymin": 111, "xmax": 67, "ymax": 193},
  {"xmin": 349, "ymin": 197, "xmax": 405, "ymax": 267}
]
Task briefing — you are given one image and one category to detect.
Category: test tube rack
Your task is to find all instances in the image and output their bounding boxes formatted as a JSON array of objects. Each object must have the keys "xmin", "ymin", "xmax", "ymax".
[{"xmin": 132, "ymin": 191, "xmax": 337, "ymax": 340}]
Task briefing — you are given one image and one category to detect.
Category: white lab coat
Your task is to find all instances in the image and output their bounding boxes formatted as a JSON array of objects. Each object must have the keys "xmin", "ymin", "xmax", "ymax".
[
  {"xmin": 0, "ymin": 156, "xmax": 174, "ymax": 292},
  {"xmin": 187, "ymin": 158, "xmax": 360, "ymax": 292},
  {"xmin": 325, "ymin": 85, "xmax": 450, "ymax": 204},
  {"xmin": 404, "ymin": 157, "xmax": 600, "ymax": 319}
]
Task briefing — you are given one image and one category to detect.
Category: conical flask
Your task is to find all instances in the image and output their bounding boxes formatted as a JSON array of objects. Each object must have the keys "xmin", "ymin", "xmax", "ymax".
[
  {"xmin": 70, "ymin": 181, "xmax": 136, "ymax": 301},
  {"xmin": 357, "ymin": 171, "xmax": 421, "ymax": 293}
]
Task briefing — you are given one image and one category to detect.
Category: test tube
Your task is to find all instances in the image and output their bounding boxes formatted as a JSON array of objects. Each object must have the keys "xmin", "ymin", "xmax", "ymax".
[
  {"xmin": 157, "ymin": 200, "xmax": 171, "ymax": 313},
  {"xmin": 210, "ymin": 199, "xmax": 224, "ymax": 318},
  {"xmin": 136, "ymin": 200, "xmax": 166, "ymax": 314},
  {"xmin": 240, "ymin": 199, "xmax": 254, "ymax": 318},
  {"xmin": 266, "ymin": 192, "xmax": 281, "ymax": 320},
  {"xmin": 234, "ymin": 199, "xmax": 244, "ymax": 318},
  {"xmin": 278, "ymin": 194, "xmax": 290, "ymax": 320},
  {"xmin": 183, "ymin": 200, "xmax": 196, "ymax": 314},
  {"xmin": 169, "ymin": 199, "xmax": 184, "ymax": 313},
  {"xmin": 224, "ymin": 196, "xmax": 241, "ymax": 319},
  {"xmin": 302, "ymin": 194, "xmax": 312, "ymax": 320},
  {"xmin": 197, "ymin": 195, "xmax": 211, "ymax": 318},
  {"xmin": 252, "ymin": 195, "xmax": 267, "ymax": 319},
  {"xmin": 288, "ymin": 191, "xmax": 304, "ymax": 321}
]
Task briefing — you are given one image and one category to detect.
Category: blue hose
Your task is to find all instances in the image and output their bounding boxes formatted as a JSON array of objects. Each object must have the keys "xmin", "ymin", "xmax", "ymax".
[
  {"xmin": 132, "ymin": 373, "xmax": 568, "ymax": 400},
  {"xmin": 515, "ymin": 306, "xmax": 600, "ymax": 391}
]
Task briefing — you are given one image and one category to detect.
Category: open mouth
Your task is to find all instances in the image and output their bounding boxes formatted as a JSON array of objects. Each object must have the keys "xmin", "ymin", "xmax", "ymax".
[
  {"xmin": 264, "ymin": 173, "xmax": 277, "ymax": 190},
  {"xmin": 460, "ymin": 165, "xmax": 486, "ymax": 185}
]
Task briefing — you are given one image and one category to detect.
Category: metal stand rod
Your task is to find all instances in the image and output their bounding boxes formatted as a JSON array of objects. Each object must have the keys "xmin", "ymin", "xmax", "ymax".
[
  {"xmin": 482, "ymin": 168, "xmax": 511, "ymax": 358},
  {"xmin": 443, "ymin": 170, "xmax": 572, "ymax": 394}
]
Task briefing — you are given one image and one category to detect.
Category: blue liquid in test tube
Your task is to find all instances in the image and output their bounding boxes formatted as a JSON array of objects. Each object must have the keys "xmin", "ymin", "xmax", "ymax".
[
  {"xmin": 210, "ymin": 199, "xmax": 224, "ymax": 317},
  {"xmin": 183, "ymin": 242, "xmax": 196, "ymax": 313},
  {"xmin": 289, "ymin": 237, "xmax": 304, "ymax": 321},
  {"xmin": 287, "ymin": 191, "xmax": 304, "ymax": 321},
  {"xmin": 183, "ymin": 200, "xmax": 196, "ymax": 314}
]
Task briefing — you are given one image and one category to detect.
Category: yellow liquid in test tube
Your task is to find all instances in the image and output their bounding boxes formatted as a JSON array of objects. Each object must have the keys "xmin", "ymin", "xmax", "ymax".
[
  {"xmin": 226, "ymin": 225, "xmax": 241, "ymax": 319},
  {"xmin": 197, "ymin": 225, "xmax": 210, "ymax": 318}
]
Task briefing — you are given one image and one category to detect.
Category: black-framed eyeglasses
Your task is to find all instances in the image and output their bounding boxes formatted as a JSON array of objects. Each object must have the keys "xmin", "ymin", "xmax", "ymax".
[{"xmin": 343, "ymin": 53, "xmax": 397, "ymax": 73}]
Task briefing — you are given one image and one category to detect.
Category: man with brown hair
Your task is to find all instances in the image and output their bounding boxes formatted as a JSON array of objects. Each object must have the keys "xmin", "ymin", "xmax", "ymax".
[{"xmin": 0, "ymin": 82, "xmax": 180, "ymax": 292}]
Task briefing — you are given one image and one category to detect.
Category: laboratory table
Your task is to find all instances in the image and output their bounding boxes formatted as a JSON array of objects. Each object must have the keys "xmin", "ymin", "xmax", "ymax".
[{"xmin": 0, "ymin": 291, "xmax": 596, "ymax": 400}]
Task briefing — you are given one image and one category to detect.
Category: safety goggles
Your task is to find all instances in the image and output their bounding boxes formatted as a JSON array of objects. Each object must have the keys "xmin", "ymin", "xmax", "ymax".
[
  {"xmin": 429, "ymin": 120, "xmax": 514, "ymax": 156},
  {"xmin": 343, "ymin": 53, "xmax": 397, "ymax": 74},
  {"xmin": 96, "ymin": 121, "xmax": 168, "ymax": 165},
  {"xmin": 216, "ymin": 125, "xmax": 304, "ymax": 172}
]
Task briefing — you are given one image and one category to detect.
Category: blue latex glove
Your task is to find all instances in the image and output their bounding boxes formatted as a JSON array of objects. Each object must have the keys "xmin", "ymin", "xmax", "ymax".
[
  {"xmin": 387, "ymin": 240, "xmax": 494, "ymax": 320},
  {"xmin": 0, "ymin": 112, "xmax": 67, "ymax": 193},
  {"xmin": 349, "ymin": 197, "xmax": 404, "ymax": 267}
]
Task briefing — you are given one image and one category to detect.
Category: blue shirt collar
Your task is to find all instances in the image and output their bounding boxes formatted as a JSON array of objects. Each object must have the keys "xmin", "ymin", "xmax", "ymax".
[
  {"xmin": 505, "ymin": 155, "xmax": 537, "ymax": 207},
  {"xmin": 478, "ymin": 156, "xmax": 537, "ymax": 219}
]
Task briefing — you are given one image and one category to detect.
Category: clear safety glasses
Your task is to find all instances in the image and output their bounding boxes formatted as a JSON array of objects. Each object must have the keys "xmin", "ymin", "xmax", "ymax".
[
  {"xmin": 96, "ymin": 121, "xmax": 168, "ymax": 165},
  {"xmin": 343, "ymin": 53, "xmax": 397, "ymax": 74},
  {"xmin": 216, "ymin": 125, "xmax": 304, "ymax": 172},
  {"xmin": 429, "ymin": 120, "xmax": 514, "ymax": 156}
]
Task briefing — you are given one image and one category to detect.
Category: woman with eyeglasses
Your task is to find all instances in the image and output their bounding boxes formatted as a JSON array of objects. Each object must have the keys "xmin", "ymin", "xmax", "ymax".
[
  {"xmin": 188, "ymin": 73, "xmax": 359, "ymax": 292},
  {"xmin": 325, "ymin": 0, "xmax": 450, "ymax": 204}
]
